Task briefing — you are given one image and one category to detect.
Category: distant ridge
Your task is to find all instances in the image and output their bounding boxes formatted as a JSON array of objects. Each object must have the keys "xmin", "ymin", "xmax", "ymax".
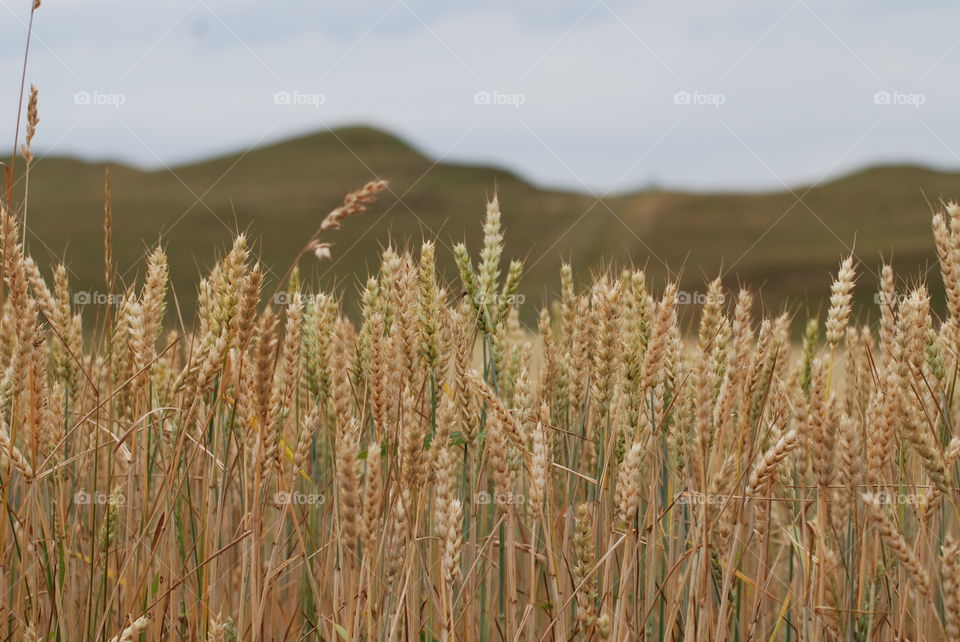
[{"xmin": 8, "ymin": 125, "xmax": 956, "ymax": 322}]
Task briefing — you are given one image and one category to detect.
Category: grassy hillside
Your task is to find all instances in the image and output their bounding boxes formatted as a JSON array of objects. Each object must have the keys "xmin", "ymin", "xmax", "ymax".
[{"xmin": 8, "ymin": 126, "xmax": 955, "ymax": 326}]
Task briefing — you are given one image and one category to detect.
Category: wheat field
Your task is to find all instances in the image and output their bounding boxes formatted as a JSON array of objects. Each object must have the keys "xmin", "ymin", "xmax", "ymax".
[{"xmin": 3, "ymin": 161, "xmax": 960, "ymax": 640}]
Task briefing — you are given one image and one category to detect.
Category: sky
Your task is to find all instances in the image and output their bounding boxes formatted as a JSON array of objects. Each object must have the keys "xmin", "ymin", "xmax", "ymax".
[{"xmin": 0, "ymin": 0, "xmax": 958, "ymax": 193}]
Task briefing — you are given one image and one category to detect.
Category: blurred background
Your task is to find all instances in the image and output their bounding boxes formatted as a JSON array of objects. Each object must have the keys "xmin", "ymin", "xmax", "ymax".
[{"xmin": 1, "ymin": 0, "xmax": 957, "ymax": 325}]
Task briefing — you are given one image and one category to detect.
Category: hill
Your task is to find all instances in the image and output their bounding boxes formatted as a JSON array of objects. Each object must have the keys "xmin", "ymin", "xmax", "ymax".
[{"xmin": 7, "ymin": 126, "xmax": 955, "ymax": 327}]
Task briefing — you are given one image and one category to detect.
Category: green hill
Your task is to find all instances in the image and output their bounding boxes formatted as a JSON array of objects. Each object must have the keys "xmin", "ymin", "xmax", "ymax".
[{"xmin": 8, "ymin": 126, "xmax": 956, "ymax": 327}]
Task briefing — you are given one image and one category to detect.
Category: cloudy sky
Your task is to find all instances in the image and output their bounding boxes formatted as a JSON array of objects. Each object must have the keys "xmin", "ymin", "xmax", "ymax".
[{"xmin": 0, "ymin": 0, "xmax": 957, "ymax": 193}]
